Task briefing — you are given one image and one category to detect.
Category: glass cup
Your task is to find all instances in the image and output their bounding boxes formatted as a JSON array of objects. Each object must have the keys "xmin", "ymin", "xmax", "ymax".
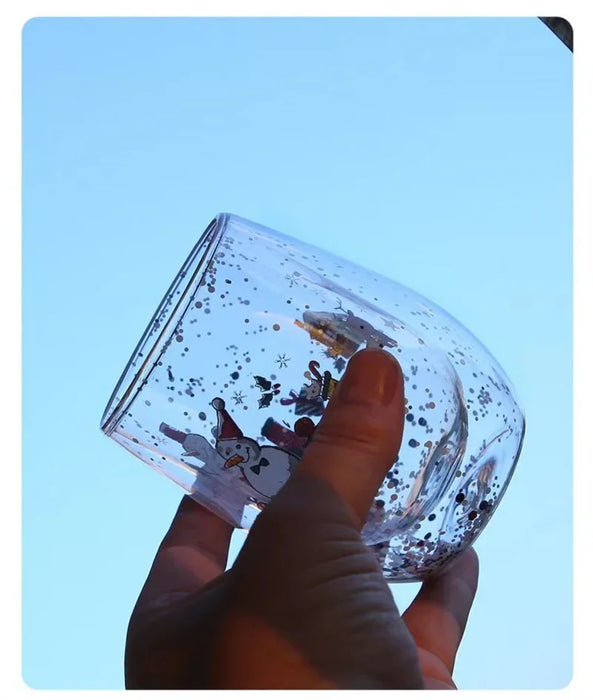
[{"xmin": 100, "ymin": 213, "xmax": 525, "ymax": 582}]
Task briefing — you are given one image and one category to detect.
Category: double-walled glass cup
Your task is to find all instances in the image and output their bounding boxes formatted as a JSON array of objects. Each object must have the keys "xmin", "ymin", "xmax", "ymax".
[{"xmin": 100, "ymin": 214, "xmax": 525, "ymax": 582}]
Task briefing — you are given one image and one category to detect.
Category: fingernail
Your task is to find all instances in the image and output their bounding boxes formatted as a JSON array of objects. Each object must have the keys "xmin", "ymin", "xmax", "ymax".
[{"xmin": 337, "ymin": 350, "xmax": 401, "ymax": 407}]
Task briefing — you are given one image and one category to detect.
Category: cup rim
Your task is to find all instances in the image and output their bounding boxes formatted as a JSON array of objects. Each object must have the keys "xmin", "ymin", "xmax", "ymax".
[{"xmin": 100, "ymin": 213, "xmax": 229, "ymax": 436}]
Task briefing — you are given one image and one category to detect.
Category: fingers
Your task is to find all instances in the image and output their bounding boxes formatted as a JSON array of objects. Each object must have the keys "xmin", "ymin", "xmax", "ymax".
[
  {"xmin": 294, "ymin": 348, "xmax": 405, "ymax": 528},
  {"xmin": 401, "ymin": 547, "xmax": 479, "ymax": 675},
  {"xmin": 134, "ymin": 496, "xmax": 234, "ymax": 612}
]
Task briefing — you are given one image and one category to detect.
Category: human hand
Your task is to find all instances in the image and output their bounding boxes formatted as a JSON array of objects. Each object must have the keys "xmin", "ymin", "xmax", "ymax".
[{"xmin": 125, "ymin": 348, "xmax": 479, "ymax": 689}]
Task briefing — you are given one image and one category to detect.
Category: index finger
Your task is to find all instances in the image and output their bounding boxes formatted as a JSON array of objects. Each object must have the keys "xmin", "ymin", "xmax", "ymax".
[
  {"xmin": 134, "ymin": 496, "xmax": 234, "ymax": 613},
  {"xmin": 401, "ymin": 547, "xmax": 479, "ymax": 675}
]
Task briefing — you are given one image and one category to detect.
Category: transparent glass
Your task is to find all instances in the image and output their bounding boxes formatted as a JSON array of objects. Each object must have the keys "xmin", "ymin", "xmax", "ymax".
[{"xmin": 100, "ymin": 213, "xmax": 525, "ymax": 582}]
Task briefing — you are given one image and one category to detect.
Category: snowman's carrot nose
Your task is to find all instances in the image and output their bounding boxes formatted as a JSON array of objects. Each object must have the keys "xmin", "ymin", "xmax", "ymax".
[{"xmin": 225, "ymin": 454, "xmax": 244, "ymax": 469}]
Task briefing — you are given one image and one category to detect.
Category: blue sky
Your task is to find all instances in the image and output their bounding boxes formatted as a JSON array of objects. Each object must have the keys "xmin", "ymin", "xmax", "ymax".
[{"xmin": 22, "ymin": 17, "xmax": 572, "ymax": 689}]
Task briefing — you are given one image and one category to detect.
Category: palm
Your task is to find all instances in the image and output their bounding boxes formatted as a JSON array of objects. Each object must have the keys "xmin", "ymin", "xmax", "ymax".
[
  {"xmin": 126, "ymin": 352, "xmax": 479, "ymax": 688},
  {"xmin": 126, "ymin": 497, "xmax": 478, "ymax": 689}
]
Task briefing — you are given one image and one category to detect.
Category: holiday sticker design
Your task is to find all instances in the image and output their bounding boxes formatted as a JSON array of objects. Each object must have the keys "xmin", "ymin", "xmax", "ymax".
[
  {"xmin": 304, "ymin": 360, "xmax": 338, "ymax": 401},
  {"xmin": 261, "ymin": 415, "xmax": 316, "ymax": 459},
  {"xmin": 281, "ymin": 360, "xmax": 339, "ymax": 415},
  {"xmin": 280, "ymin": 388, "xmax": 325, "ymax": 416},
  {"xmin": 159, "ymin": 397, "xmax": 298, "ymax": 501},
  {"xmin": 294, "ymin": 302, "xmax": 397, "ymax": 359},
  {"xmin": 253, "ymin": 375, "xmax": 281, "ymax": 409}
]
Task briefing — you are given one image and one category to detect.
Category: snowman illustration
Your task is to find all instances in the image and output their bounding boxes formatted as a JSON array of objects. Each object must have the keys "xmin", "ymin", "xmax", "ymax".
[
  {"xmin": 157, "ymin": 421, "xmax": 248, "ymax": 524},
  {"xmin": 210, "ymin": 397, "xmax": 297, "ymax": 500},
  {"xmin": 159, "ymin": 397, "xmax": 297, "ymax": 503}
]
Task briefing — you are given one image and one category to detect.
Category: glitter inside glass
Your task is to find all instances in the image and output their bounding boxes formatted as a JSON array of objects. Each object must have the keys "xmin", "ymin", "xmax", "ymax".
[{"xmin": 101, "ymin": 213, "xmax": 525, "ymax": 582}]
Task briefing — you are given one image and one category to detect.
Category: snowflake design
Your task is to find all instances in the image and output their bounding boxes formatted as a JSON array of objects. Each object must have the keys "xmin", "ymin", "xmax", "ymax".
[
  {"xmin": 383, "ymin": 318, "xmax": 401, "ymax": 332},
  {"xmin": 275, "ymin": 354, "xmax": 290, "ymax": 368},
  {"xmin": 232, "ymin": 391, "xmax": 246, "ymax": 405},
  {"xmin": 285, "ymin": 271, "xmax": 301, "ymax": 288}
]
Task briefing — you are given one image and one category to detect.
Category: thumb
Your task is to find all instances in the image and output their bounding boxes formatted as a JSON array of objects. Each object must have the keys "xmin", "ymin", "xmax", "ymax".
[
  {"xmin": 222, "ymin": 351, "xmax": 416, "ymax": 689},
  {"xmin": 294, "ymin": 348, "xmax": 405, "ymax": 529}
]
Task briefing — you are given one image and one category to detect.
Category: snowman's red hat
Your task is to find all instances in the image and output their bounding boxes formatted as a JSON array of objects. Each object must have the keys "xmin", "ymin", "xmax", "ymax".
[{"xmin": 211, "ymin": 397, "xmax": 244, "ymax": 441}]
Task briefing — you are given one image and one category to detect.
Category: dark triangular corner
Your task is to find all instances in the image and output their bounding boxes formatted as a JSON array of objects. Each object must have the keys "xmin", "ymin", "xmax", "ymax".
[{"xmin": 539, "ymin": 17, "xmax": 573, "ymax": 52}]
